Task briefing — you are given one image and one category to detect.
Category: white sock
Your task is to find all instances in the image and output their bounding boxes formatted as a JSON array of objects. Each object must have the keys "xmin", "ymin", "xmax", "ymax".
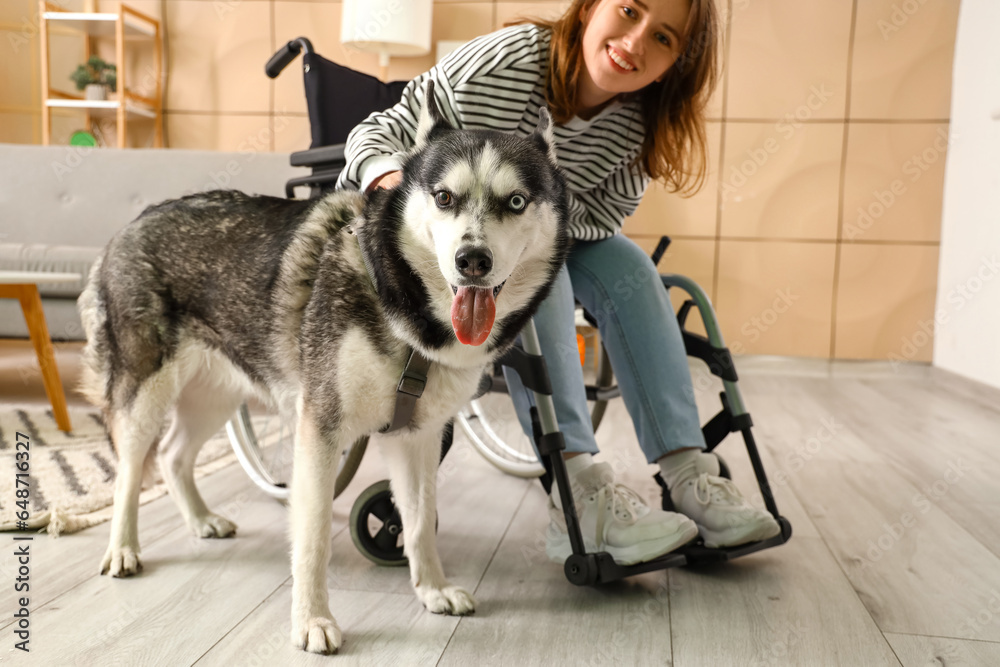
[
  {"xmin": 657, "ymin": 449, "xmax": 703, "ymax": 491},
  {"xmin": 565, "ymin": 453, "xmax": 595, "ymax": 476},
  {"xmin": 551, "ymin": 453, "xmax": 595, "ymax": 509}
]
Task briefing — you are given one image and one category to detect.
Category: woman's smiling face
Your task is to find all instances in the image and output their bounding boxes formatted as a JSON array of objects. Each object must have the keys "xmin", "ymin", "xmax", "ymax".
[{"xmin": 577, "ymin": 0, "xmax": 690, "ymax": 112}]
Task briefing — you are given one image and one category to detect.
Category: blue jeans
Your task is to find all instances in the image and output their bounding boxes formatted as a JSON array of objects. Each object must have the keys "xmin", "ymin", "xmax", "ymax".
[{"xmin": 504, "ymin": 234, "xmax": 706, "ymax": 464}]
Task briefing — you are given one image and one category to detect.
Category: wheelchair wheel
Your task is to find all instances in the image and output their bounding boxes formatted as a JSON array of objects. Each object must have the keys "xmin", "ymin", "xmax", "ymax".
[
  {"xmin": 458, "ymin": 340, "xmax": 616, "ymax": 479},
  {"xmin": 349, "ymin": 480, "xmax": 437, "ymax": 567},
  {"xmin": 458, "ymin": 393, "xmax": 546, "ymax": 478},
  {"xmin": 226, "ymin": 403, "xmax": 367, "ymax": 503}
]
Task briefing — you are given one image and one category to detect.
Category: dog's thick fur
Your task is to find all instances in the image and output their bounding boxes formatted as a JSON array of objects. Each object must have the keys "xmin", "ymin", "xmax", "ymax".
[{"xmin": 79, "ymin": 86, "xmax": 568, "ymax": 654}]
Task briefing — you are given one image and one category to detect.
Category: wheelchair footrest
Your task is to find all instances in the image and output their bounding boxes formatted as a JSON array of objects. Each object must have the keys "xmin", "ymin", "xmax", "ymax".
[
  {"xmin": 562, "ymin": 516, "xmax": 792, "ymax": 585},
  {"xmin": 678, "ymin": 516, "xmax": 792, "ymax": 566},
  {"xmin": 564, "ymin": 550, "xmax": 689, "ymax": 586}
]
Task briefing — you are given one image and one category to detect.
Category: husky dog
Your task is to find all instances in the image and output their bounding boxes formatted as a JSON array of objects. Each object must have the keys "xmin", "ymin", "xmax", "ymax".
[{"xmin": 78, "ymin": 83, "xmax": 568, "ymax": 654}]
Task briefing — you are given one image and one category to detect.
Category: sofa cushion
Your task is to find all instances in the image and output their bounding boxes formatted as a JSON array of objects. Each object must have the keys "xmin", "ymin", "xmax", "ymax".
[
  {"xmin": 0, "ymin": 244, "xmax": 98, "ymax": 298},
  {"xmin": 0, "ymin": 143, "xmax": 302, "ymax": 248},
  {"xmin": 0, "ymin": 144, "xmax": 305, "ymax": 340},
  {"xmin": 0, "ymin": 298, "xmax": 83, "ymax": 341}
]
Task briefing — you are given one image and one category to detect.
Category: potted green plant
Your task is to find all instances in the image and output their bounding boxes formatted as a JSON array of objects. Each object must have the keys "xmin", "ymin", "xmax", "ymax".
[{"xmin": 70, "ymin": 56, "xmax": 117, "ymax": 101}]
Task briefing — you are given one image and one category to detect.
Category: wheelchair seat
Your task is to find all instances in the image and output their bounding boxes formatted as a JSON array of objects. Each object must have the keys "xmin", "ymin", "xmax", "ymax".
[{"xmin": 265, "ymin": 37, "xmax": 408, "ymax": 198}]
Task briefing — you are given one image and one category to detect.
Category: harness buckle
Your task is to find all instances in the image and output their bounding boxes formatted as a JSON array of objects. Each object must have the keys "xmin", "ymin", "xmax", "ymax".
[{"xmin": 397, "ymin": 371, "xmax": 426, "ymax": 398}]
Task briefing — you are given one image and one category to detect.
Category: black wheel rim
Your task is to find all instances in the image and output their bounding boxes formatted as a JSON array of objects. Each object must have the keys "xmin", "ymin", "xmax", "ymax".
[{"xmin": 357, "ymin": 490, "xmax": 405, "ymax": 562}]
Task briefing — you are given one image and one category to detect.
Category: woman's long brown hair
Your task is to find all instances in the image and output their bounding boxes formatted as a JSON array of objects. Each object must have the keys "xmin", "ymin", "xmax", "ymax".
[{"xmin": 510, "ymin": 0, "xmax": 719, "ymax": 196}]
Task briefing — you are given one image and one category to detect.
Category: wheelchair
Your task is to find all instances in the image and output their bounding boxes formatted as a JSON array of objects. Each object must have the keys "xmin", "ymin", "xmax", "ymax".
[{"xmin": 226, "ymin": 38, "xmax": 792, "ymax": 585}]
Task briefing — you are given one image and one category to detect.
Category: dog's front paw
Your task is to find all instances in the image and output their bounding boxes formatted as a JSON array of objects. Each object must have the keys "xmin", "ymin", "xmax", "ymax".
[
  {"xmin": 292, "ymin": 615, "xmax": 343, "ymax": 654},
  {"xmin": 192, "ymin": 513, "xmax": 237, "ymax": 538},
  {"xmin": 100, "ymin": 545, "xmax": 142, "ymax": 577},
  {"xmin": 415, "ymin": 584, "xmax": 476, "ymax": 615}
]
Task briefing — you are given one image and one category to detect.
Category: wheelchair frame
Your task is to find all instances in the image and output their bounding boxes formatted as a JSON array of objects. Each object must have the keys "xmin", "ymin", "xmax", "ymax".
[
  {"xmin": 226, "ymin": 37, "xmax": 792, "ymax": 586},
  {"xmin": 505, "ymin": 273, "xmax": 792, "ymax": 584}
]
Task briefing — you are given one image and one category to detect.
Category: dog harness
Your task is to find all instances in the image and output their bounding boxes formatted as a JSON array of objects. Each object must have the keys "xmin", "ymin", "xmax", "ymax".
[
  {"xmin": 379, "ymin": 347, "xmax": 433, "ymax": 434},
  {"xmin": 349, "ymin": 225, "xmax": 434, "ymax": 434}
]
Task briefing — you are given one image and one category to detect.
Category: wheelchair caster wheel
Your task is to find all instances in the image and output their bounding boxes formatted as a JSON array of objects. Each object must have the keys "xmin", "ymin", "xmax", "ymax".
[
  {"xmin": 564, "ymin": 553, "xmax": 599, "ymax": 586},
  {"xmin": 349, "ymin": 480, "xmax": 439, "ymax": 567},
  {"xmin": 350, "ymin": 480, "xmax": 408, "ymax": 567}
]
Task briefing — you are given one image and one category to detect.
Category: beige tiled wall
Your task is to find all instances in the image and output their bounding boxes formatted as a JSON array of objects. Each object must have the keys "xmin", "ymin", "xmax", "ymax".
[
  {"xmin": 630, "ymin": 0, "xmax": 958, "ymax": 361},
  {"xmin": 0, "ymin": 0, "xmax": 959, "ymax": 361}
]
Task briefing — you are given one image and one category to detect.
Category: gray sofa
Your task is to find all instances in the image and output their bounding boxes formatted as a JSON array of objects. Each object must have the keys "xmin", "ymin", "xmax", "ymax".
[{"xmin": 0, "ymin": 143, "xmax": 303, "ymax": 340}]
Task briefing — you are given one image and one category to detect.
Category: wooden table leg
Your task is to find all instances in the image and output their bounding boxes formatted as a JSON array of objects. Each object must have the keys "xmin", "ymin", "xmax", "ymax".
[{"xmin": 3, "ymin": 284, "xmax": 73, "ymax": 433}]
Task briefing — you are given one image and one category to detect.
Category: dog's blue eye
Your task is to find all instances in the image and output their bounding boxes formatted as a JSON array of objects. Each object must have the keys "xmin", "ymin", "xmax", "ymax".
[
  {"xmin": 509, "ymin": 194, "xmax": 526, "ymax": 211},
  {"xmin": 435, "ymin": 191, "xmax": 452, "ymax": 207}
]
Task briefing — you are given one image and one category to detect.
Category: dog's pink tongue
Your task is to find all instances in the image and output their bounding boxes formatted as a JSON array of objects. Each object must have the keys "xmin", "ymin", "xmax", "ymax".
[{"xmin": 451, "ymin": 287, "xmax": 496, "ymax": 346}]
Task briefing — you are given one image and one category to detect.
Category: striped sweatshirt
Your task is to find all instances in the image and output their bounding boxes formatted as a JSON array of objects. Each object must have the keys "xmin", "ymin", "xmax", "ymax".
[{"xmin": 336, "ymin": 23, "xmax": 651, "ymax": 241}]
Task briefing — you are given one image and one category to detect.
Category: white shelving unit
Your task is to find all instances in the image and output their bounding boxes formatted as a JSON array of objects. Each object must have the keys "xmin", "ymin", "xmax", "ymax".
[
  {"xmin": 39, "ymin": 1, "xmax": 163, "ymax": 147},
  {"xmin": 41, "ymin": 11, "xmax": 157, "ymax": 38},
  {"xmin": 45, "ymin": 98, "xmax": 157, "ymax": 119}
]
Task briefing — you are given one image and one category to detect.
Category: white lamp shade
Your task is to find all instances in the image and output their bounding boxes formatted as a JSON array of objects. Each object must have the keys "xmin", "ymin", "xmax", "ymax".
[{"xmin": 341, "ymin": 0, "xmax": 433, "ymax": 58}]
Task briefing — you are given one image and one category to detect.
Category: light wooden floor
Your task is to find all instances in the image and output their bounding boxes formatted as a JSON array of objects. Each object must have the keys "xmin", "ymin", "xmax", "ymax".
[{"xmin": 2, "ymin": 341, "xmax": 999, "ymax": 666}]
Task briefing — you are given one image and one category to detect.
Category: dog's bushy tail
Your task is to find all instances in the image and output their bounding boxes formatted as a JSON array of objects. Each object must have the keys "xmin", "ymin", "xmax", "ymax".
[
  {"xmin": 77, "ymin": 255, "xmax": 110, "ymax": 414},
  {"xmin": 77, "ymin": 257, "xmax": 162, "ymax": 486}
]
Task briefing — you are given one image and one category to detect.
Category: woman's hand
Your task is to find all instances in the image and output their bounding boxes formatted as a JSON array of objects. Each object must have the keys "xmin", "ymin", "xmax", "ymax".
[{"xmin": 368, "ymin": 170, "xmax": 402, "ymax": 192}]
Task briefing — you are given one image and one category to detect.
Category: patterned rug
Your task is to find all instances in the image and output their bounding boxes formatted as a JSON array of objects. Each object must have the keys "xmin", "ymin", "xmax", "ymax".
[{"xmin": 0, "ymin": 405, "xmax": 238, "ymax": 536}]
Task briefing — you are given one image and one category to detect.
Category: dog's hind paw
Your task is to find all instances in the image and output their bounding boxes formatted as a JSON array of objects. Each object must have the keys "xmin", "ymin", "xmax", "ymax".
[
  {"xmin": 192, "ymin": 513, "xmax": 237, "ymax": 538},
  {"xmin": 416, "ymin": 584, "xmax": 476, "ymax": 616},
  {"xmin": 100, "ymin": 546, "xmax": 143, "ymax": 577},
  {"xmin": 292, "ymin": 616, "xmax": 343, "ymax": 654}
]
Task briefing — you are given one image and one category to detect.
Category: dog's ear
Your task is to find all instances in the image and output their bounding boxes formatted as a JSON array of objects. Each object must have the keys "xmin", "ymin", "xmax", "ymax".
[
  {"xmin": 531, "ymin": 107, "xmax": 558, "ymax": 165},
  {"xmin": 414, "ymin": 80, "xmax": 451, "ymax": 149}
]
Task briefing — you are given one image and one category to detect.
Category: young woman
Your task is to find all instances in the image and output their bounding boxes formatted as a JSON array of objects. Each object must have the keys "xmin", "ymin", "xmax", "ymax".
[{"xmin": 337, "ymin": 0, "xmax": 779, "ymax": 566}]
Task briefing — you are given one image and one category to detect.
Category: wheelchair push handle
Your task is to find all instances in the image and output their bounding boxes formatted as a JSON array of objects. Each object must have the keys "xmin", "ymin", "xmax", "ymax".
[
  {"xmin": 265, "ymin": 37, "xmax": 314, "ymax": 78},
  {"xmin": 650, "ymin": 235, "xmax": 671, "ymax": 267}
]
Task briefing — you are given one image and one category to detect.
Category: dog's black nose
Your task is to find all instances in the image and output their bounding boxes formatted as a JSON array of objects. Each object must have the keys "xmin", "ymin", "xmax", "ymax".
[{"xmin": 455, "ymin": 246, "xmax": 493, "ymax": 278}]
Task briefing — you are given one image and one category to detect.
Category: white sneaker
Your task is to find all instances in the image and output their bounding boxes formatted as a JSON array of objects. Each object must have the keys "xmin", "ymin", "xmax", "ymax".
[
  {"xmin": 670, "ymin": 453, "xmax": 781, "ymax": 548},
  {"xmin": 546, "ymin": 462, "xmax": 699, "ymax": 566}
]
